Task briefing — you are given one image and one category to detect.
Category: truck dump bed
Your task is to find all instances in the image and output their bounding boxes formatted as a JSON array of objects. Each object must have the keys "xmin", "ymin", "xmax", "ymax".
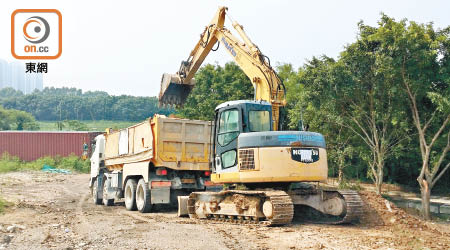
[
  {"xmin": 104, "ymin": 115, "xmax": 212, "ymax": 171},
  {"xmin": 104, "ymin": 118, "xmax": 154, "ymax": 166}
]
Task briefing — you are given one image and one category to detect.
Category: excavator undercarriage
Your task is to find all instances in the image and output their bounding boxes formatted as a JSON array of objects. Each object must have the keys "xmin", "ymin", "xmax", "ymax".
[{"xmin": 179, "ymin": 186, "xmax": 363, "ymax": 226}]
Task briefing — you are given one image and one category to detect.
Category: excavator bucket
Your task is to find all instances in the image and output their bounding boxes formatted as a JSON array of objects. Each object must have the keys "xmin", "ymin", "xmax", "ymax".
[{"xmin": 159, "ymin": 73, "xmax": 195, "ymax": 107}]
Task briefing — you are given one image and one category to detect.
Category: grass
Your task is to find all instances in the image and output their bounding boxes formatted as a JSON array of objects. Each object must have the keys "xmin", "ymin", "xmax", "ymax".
[
  {"xmin": 0, "ymin": 152, "xmax": 90, "ymax": 174},
  {"xmin": 0, "ymin": 196, "xmax": 12, "ymax": 214},
  {"xmin": 37, "ymin": 120, "xmax": 138, "ymax": 131}
]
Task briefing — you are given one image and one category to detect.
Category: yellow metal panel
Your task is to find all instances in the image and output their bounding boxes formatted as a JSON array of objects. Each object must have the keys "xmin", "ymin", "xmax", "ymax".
[
  {"xmin": 123, "ymin": 161, "xmax": 150, "ymax": 185},
  {"xmin": 128, "ymin": 126, "xmax": 135, "ymax": 154},
  {"xmin": 132, "ymin": 119, "xmax": 153, "ymax": 154},
  {"xmin": 185, "ymin": 142, "xmax": 204, "ymax": 161},
  {"xmin": 212, "ymin": 147, "xmax": 328, "ymax": 184},
  {"xmin": 104, "ymin": 132, "xmax": 119, "ymax": 159},
  {"xmin": 152, "ymin": 115, "xmax": 212, "ymax": 171}
]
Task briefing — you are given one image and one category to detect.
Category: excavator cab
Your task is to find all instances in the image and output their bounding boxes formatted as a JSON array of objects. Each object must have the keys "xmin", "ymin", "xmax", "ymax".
[
  {"xmin": 211, "ymin": 100, "xmax": 330, "ymax": 184},
  {"xmin": 213, "ymin": 100, "xmax": 272, "ymax": 174}
]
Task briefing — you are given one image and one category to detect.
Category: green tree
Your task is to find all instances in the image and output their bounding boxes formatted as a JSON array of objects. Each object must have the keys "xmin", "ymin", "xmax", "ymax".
[
  {"xmin": 371, "ymin": 15, "xmax": 450, "ymax": 219},
  {"xmin": 178, "ymin": 62, "xmax": 254, "ymax": 120},
  {"xmin": 0, "ymin": 87, "xmax": 172, "ymax": 122},
  {"xmin": 282, "ymin": 27, "xmax": 409, "ymax": 194},
  {"xmin": 0, "ymin": 106, "xmax": 40, "ymax": 131},
  {"xmin": 63, "ymin": 120, "xmax": 89, "ymax": 131}
]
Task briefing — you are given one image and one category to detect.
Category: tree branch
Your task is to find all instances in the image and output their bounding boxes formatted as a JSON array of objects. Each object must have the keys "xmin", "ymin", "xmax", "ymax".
[
  {"xmin": 431, "ymin": 132, "xmax": 450, "ymax": 186},
  {"xmin": 429, "ymin": 115, "xmax": 450, "ymax": 149},
  {"xmin": 432, "ymin": 162, "xmax": 450, "ymax": 188},
  {"xmin": 423, "ymin": 110, "xmax": 437, "ymax": 134}
]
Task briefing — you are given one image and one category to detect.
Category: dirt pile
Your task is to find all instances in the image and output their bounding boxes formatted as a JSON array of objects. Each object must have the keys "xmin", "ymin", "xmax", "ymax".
[{"xmin": 359, "ymin": 190, "xmax": 450, "ymax": 249}]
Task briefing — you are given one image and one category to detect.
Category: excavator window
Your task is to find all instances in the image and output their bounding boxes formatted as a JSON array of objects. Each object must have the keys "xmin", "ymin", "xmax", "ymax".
[
  {"xmin": 221, "ymin": 150, "xmax": 237, "ymax": 169},
  {"xmin": 249, "ymin": 110, "xmax": 271, "ymax": 132},
  {"xmin": 218, "ymin": 109, "xmax": 240, "ymax": 146}
]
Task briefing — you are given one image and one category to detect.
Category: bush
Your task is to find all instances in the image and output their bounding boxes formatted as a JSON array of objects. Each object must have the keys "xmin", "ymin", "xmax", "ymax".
[
  {"xmin": 0, "ymin": 153, "xmax": 22, "ymax": 173},
  {"xmin": 338, "ymin": 179, "xmax": 362, "ymax": 191},
  {"xmin": 0, "ymin": 153, "xmax": 90, "ymax": 173},
  {"xmin": 58, "ymin": 154, "xmax": 90, "ymax": 173},
  {"xmin": 0, "ymin": 196, "xmax": 12, "ymax": 213}
]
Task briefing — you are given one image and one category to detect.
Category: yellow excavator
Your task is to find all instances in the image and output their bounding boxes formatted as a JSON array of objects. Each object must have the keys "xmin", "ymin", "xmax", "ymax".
[{"xmin": 159, "ymin": 6, "xmax": 363, "ymax": 225}]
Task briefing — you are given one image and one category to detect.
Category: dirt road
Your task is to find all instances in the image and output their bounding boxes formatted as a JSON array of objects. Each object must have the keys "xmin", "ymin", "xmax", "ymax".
[{"xmin": 0, "ymin": 171, "xmax": 449, "ymax": 250}]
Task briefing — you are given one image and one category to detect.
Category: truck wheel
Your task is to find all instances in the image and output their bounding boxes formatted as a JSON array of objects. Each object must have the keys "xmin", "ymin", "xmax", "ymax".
[
  {"xmin": 136, "ymin": 179, "xmax": 152, "ymax": 213},
  {"xmin": 102, "ymin": 177, "xmax": 114, "ymax": 206},
  {"xmin": 125, "ymin": 179, "xmax": 137, "ymax": 211},
  {"xmin": 92, "ymin": 179, "xmax": 102, "ymax": 205}
]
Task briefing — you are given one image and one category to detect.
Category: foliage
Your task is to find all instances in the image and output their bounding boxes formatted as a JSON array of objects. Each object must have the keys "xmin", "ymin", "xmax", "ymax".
[
  {"xmin": 62, "ymin": 120, "xmax": 89, "ymax": 131},
  {"xmin": 0, "ymin": 196, "xmax": 12, "ymax": 214},
  {"xmin": 0, "ymin": 152, "xmax": 90, "ymax": 173},
  {"xmin": 0, "ymin": 105, "xmax": 40, "ymax": 130},
  {"xmin": 338, "ymin": 179, "xmax": 362, "ymax": 191},
  {"xmin": 367, "ymin": 15, "xmax": 450, "ymax": 219},
  {"xmin": 38, "ymin": 120, "xmax": 136, "ymax": 131},
  {"xmin": 177, "ymin": 62, "xmax": 254, "ymax": 120},
  {"xmin": 0, "ymin": 87, "xmax": 173, "ymax": 121}
]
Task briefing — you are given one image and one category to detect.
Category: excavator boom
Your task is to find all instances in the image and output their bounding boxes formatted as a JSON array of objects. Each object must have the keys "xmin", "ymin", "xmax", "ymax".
[{"xmin": 158, "ymin": 7, "xmax": 286, "ymax": 130}]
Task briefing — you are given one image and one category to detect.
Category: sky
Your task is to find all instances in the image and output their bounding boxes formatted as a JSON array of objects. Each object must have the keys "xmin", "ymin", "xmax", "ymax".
[{"xmin": 0, "ymin": 0, "xmax": 449, "ymax": 97}]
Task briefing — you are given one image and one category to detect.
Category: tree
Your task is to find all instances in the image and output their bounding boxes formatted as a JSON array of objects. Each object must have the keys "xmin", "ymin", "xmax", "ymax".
[
  {"xmin": 372, "ymin": 15, "xmax": 450, "ymax": 219},
  {"xmin": 0, "ymin": 87, "xmax": 172, "ymax": 122},
  {"xmin": 278, "ymin": 62, "xmax": 360, "ymax": 185},
  {"xmin": 0, "ymin": 106, "xmax": 40, "ymax": 131},
  {"xmin": 64, "ymin": 120, "xmax": 89, "ymax": 131},
  {"xmin": 178, "ymin": 62, "xmax": 254, "ymax": 120}
]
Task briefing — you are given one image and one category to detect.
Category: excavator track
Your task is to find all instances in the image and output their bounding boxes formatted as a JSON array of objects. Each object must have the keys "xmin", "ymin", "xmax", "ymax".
[
  {"xmin": 333, "ymin": 190, "xmax": 364, "ymax": 224},
  {"xmin": 292, "ymin": 189, "xmax": 363, "ymax": 224},
  {"xmin": 262, "ymin": 191, "xmax": 294, "ymax": 226},
  {"xmin": 187, "ymin": 190, "xmax": 294, "ymax": 226},
  {"xmin": 186, "ymin": 189, "xmax": 363, "ymax": 226}
]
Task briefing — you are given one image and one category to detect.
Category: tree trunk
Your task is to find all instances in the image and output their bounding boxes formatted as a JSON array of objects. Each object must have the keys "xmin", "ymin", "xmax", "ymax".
[
  {"xmin": 375, "ymin": 163, "xmax": 384, "ymax": 195},
  {"xmin": 420, "ymin": 179, "xmax": 431, "ymax": 220},
  {"xmin": 375, "ymin": 176, "xmax": 383, "ymax": 195},
  {"xmin": 338, "ymin": 166, "xmax": 343, "ymax": 184}
]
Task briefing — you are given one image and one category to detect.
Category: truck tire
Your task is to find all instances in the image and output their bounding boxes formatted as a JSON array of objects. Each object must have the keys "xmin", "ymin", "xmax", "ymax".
[
  {"xmin": 102, "ymin": 177, "xmax": 114, "ymax": 206},
  {"xmin": 136, "ymin": 179, "xmax": 152, "ymax": 213},
  {"xmin": 92, "ymin": 179, "xmax": 102, "ymax": 205},
  {"xmin": 125, "ymin": 179, "xmax": 137, "ymax": 211}
]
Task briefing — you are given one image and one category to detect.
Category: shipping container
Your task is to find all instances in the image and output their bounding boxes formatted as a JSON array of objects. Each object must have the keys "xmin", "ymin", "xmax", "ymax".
[{"xmin": 0, "ymin": 131, "xmax": 102, "ymax": 161}]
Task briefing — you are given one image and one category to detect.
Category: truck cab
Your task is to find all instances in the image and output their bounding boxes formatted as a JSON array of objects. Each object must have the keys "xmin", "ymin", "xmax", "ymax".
[{"xmin": 89, "ymin": 135, "xmax": 105, "ymax": 187}]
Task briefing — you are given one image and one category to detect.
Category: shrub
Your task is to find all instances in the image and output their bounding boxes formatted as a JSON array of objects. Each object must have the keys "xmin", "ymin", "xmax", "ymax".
[{"xmin": 0, "ymin": 153, "xmax": 90, "ymax": 173}]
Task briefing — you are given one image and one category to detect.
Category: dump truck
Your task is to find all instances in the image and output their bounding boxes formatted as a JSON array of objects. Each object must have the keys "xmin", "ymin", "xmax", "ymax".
[
  {"xmin": 160, "ymin": 6, "xmax": 364, "ymax": 225},
  {"xmin": 89, "ymin": 114, "xmax": 218, "ymax": 212}
]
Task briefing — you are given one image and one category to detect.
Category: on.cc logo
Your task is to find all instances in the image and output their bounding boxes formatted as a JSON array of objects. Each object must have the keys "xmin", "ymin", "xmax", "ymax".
[{"xmin": 23, "ymin": 16, "xmax": 50, "ymax": 44}]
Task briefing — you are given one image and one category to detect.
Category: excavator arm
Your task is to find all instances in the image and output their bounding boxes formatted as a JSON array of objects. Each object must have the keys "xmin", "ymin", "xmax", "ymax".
[{"xmin": 159, "ymin": 6, "xmax": 286, "ymax": 130}]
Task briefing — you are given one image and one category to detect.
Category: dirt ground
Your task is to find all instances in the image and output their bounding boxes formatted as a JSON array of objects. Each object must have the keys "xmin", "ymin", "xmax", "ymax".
[{"xmin": 0, "ymin": 171, "xmax": 449, "ymax": 250}]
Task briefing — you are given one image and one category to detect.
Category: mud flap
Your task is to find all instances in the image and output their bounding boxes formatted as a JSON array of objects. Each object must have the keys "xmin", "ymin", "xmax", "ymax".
[
  {"xmin": 177, "ymin": 196, "xmax": 189, "ymax": 217},
  {"xmin": 151, "ymin": 187, "xmax": 170, "ymax": 204}
]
